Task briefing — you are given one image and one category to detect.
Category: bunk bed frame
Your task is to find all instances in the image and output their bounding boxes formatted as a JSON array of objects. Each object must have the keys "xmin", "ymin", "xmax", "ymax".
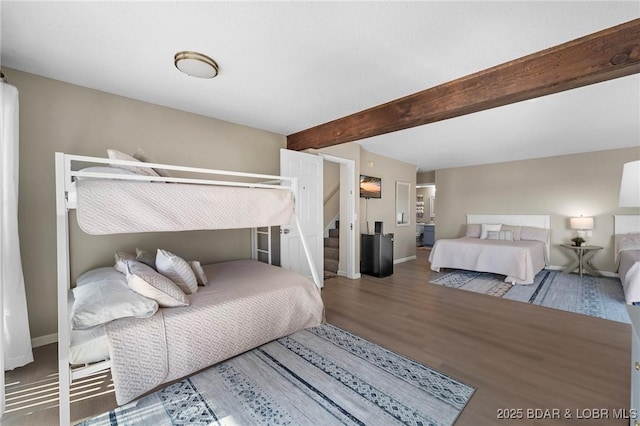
[{"xmin": 55, "ymin": 152, "xmax": 320, "ymax": 425}]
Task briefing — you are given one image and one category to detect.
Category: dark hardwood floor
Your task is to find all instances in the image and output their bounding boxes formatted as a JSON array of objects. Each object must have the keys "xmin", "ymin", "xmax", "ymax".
[
  {"xmin": 323, "ymin": 248, "xmax": 631, "ymax": 425},
  {"xmin": 2, "ymin": 249, "xmax": 631, "ymax": 425}
]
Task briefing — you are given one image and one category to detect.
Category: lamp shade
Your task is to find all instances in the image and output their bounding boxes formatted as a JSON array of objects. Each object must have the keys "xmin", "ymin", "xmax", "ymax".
[
  {"xmin": 619, "ymin": 160, "xmax": 640, "ymax": 207},
  {"xmin": 570, "ymin": 216, "xmax": 594, "ymax": 230}
]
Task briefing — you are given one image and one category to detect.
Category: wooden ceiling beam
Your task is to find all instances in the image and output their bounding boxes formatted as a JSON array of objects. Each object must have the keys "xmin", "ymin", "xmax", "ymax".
[{"xmin": 287, "ymin": 19, "xmax": 640, "ymax": 151}]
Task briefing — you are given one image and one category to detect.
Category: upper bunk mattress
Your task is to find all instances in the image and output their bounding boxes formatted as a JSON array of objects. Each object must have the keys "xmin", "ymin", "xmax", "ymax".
[{"xmin": 76, "ymin": 180, "xmax": 294, "ymax": 234}]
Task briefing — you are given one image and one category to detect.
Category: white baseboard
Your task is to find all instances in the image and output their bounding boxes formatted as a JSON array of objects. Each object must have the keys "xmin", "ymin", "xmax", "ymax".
[
  {"xmin": 394, "ymin": 255, "xmax": 417, "ymax": 265},
  {"xmin": 31, "ymin": 333, "xmax": 57, "ymax": 348},
  {"xmin": 337, "ymin": 270, "xmax": 361, "ymax": 279},
  {"xmin": 547, "ymin": 264, "xmax": 618, "ymax": 278}
]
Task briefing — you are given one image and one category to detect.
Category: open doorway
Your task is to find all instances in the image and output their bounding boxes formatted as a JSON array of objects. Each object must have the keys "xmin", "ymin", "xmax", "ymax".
[
  {"xmin": 321, "ymin": 154, "xmax": 356, "ymax": 279},
  {"xmin": 416, "ymin": 182, "xmax": 435, "ymax": 247}
]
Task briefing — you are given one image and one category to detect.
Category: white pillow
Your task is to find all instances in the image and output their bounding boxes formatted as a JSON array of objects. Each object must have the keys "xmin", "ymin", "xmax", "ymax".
[
  {"xmin": 114, "ymin": 251, "xmax": 136, "ymax": 274},
  {"xmin": 71, "ymin": 268, "xmax": 158, "ymax": 330},
  {"xmin": 126, "ymin": 261, "xmax": 190, "ymax": 307},
  {"xmin": 189, "ymin": 260, "xmax": 208, "ymax": 286},
  {"xmin": 107, "ymin": 149, "xmax": 160, "ymax": 177},
  {"xmin": 156, "ymin": 249, "xmax": 198, "ymax": 294},
  {"xmin": 133, "ymin": 147, "xmax": 173, "ymax": 178},
  {"xmin": 480, "ymin": 224, "xmax": 502, "ymax": 239},
  {"xmin": 76, "ymin": 266, "xmax": 124, "ymax": 286},
  {"xmin": 76, "ymin": 166, "xmax": 138, "ymax": 180},
  {"xmin": 136, "ymin": 247, "xmax": 157, "ymax": 269}
]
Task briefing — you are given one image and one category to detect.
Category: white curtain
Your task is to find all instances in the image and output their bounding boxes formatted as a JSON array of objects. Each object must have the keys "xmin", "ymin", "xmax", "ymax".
[{"xmin": 1, "ymin": 83, "xmax": 33, "ymax": 399}]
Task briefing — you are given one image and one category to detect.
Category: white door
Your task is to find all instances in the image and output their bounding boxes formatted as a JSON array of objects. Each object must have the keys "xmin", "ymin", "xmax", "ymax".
[{"xmin": 280, "ymin": 148, "xmax": 323, "ymax": 287}]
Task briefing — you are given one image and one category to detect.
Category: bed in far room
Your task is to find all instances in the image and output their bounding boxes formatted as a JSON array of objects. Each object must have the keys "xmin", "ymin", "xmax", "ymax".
[
  {"xmin": 614, "ymin": 215, "xmax": 640, "ymax": 304},
  {"xmin": 429, "ymin": 214, "xmax": 550, "ymax": 285}
]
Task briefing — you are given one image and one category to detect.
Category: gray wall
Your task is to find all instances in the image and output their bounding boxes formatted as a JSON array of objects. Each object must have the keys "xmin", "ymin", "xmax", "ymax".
[
  {"xmin": 435, "ymin": 147, "xmax": 640, "ymax": 273},
  {"xmin": 5, "ymin": 68, "xmax": 286, "ymax": 339}
]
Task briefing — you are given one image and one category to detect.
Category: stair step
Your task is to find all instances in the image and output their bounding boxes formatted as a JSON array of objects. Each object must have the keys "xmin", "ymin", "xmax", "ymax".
[
  {"xmin": 325, "ymin": 258, "xmax": 339, "ymax": 273},
  {"xmin": 324, "ymin": 237, "xmax": 339, "ymax": 248},
  {"xmin": 324, "ymin": 247, "xmax": 339, "ymax": 261},
  {"xmin": 328, "ymin": 228, "xmax": 340, "ymax": 238}
]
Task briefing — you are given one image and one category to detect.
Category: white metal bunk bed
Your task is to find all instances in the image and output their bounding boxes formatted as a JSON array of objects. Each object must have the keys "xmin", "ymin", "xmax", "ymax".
[{"xmin": 55, "ymin": 152, "xmax": 322, "ymax": 425}]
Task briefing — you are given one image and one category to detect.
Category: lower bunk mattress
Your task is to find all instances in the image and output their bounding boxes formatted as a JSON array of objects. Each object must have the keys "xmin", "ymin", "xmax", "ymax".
[{"xmin": 71, "ymin": 259, "xmax": 324, "ymax": 405}]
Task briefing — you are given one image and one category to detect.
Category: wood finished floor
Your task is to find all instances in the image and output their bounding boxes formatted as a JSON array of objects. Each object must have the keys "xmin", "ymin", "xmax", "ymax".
[{"xmin": 2, "ymin": 249, "xmax": 631, "ymax": 425}]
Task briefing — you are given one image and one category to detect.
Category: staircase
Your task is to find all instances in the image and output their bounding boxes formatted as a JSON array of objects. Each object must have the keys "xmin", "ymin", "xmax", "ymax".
[{"xmin": 324, "ymin": 222, "xmax": 339, "ymax": 279}]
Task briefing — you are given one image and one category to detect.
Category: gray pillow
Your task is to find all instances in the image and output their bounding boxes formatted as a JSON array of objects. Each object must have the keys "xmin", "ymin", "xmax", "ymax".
[{"xmin": 465, "ymin": 224, "xmax": 481, "ymax": 238}]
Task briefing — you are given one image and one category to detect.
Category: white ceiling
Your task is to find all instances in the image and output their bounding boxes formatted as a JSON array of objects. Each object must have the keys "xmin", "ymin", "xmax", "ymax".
[{"xmin": 2, "ymin": 1, "xmax": 639, "ymax": 172}]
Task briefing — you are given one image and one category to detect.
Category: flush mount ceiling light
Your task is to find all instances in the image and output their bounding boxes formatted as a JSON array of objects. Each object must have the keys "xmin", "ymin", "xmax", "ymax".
[{"xmin": 174, "ymin": 51, "xmax": 219, "ymax": 79}]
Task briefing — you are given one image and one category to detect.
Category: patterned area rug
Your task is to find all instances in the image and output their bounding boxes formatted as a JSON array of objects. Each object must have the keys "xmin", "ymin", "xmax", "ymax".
[
  {"xmin": 430, "ymin": 270, "xmax": 630, "ymax": 323},
  {"xmin": 79, "ymin": 323, "xmax": 475, "ymax": 426}
]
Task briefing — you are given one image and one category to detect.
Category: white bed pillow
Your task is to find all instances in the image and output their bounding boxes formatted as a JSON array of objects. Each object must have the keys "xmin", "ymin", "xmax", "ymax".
[
  {"xmin": 133, "ymin": 147, "xmax": 173, "ymax": 178},
  {"xmin": 465, "ymin": 224, "xmax": 481, "ymax": 238},
  {"xmin": 616, "ymin": 233, "xmax": 640, "ymax": 254},
  {"xmin": 76, "ymin": 266, "xmax": 124, "ymax": 286},
  {"xmin": 114, "ymin": 251, "xmax": 136, "ymax": 274},
  {"xmin": 107, "ymin": 149, "xmax": 160, "ymax": 177},
  {"xmin": 126, "ymin": 260, "xmax": 190, "ymax": 307},
  {"xmin": 480, "ymin": 224, "xmax": 502, "ymax": 239},
  {"xmin": 487, "ymin": 230, "xmax": 514, "ymax": 241},
  {"xmin": 136, "ymin": 247, "xmax": 157, "ymax": 269},
  {"xmin": 71, "ymin": 268, "xmax": 158, "ymax": 330},
  {"xmin": 76, "ymin": 166, "xmax": 138, "ymax": 180},
  {"xmin": 156, "ymin": 249, "xmax": 198, "ymax": 294},
  {"xmin": 189, "ymin": 260, "xmax": 208, "ymax": 286}
]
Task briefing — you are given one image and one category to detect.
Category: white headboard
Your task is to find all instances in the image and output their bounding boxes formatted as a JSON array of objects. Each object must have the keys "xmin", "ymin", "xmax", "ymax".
[
  {"xmin": 466, "ymin": 214, "xmax": 551, "ymax": 229},
  {"xmin": 614, "ymin": 215, "xmax": 640, "ymax": 262},
  {"xmin": 614, "ymin": 215, "xmax": 640, "ymax": 235}
]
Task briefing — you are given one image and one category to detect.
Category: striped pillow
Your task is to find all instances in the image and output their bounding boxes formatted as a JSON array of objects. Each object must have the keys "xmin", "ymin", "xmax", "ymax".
[
  {"xmin": 155, "ymin": 249, "xmax": 198, "ymax": 294},
  {"xmin": 487, "ymin": 230, "xmax": 514, "ymax": 241},
  {"xmin": 189, "ymin": 261, "xmax": 209, "ymax": 286}
]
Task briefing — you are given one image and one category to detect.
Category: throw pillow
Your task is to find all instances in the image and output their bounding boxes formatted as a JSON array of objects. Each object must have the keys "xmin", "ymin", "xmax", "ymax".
[{"xmin": 156, "ymin": 249, "xmax": 198, "ymax": 294}]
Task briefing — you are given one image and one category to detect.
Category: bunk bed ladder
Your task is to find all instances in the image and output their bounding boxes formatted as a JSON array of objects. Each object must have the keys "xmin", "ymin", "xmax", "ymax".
[{"xmin": 251, "ymin": 227, "xmax": 273, "ymax": 265}]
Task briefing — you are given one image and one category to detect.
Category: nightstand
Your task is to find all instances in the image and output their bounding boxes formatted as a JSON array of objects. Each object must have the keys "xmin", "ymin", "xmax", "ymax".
[{"xmin": 560, "ymin": 244, "xmax": 603, "ymax": 277}]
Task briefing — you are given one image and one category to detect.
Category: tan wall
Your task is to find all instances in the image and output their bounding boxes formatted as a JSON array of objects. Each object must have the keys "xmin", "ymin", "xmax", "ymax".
[
  {"xmin": 417, "ymin": 171, "xmax": 435, "ymax": 184},
  {"xmin": 5, "ymin": 68, "xmax": 286, "ymax": 339},
  {"xmin": 360, "ymin": 149, "xmax": 417, "ymax": 262},
  {"xmin": 435, "ymin": 147, "xmax": 640, "ymax": 273}
]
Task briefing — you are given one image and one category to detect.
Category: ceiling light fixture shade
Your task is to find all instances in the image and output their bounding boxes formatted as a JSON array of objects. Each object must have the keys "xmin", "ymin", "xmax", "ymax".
[
  {"xmin": 619, "ymin": 160, "xmax": 640, "ymax": 207},
  {"xmin": 174, "ymin": 51, "xmax": 219, "ymax": 79}
]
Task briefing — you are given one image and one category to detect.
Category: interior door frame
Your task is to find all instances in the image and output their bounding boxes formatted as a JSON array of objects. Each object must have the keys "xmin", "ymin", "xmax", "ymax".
[{"xmin": 319, "ymin": 153, "xmax": 357, "ymax": 279}]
